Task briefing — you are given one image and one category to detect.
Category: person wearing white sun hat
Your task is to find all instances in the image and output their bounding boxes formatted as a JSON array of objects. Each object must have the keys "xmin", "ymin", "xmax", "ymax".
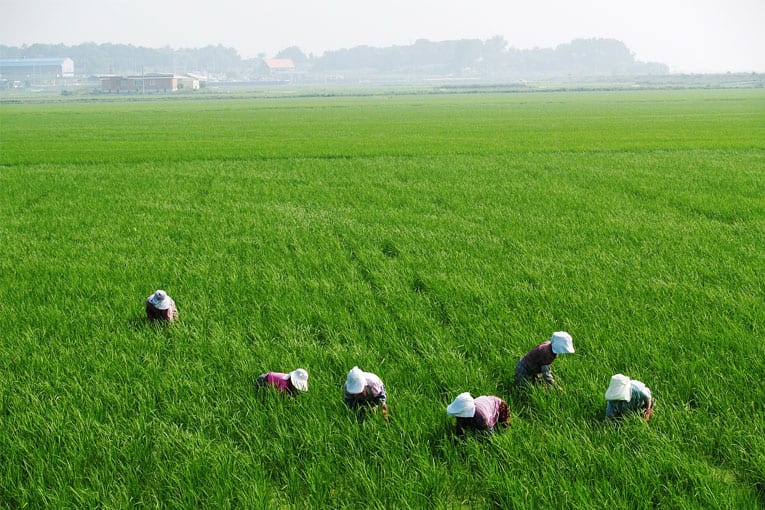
[
  {"xmin": 514, "ymin": 331, "xmax": 575, "ymax": 388},
  {"xmin": 344, "ymin": 366, "xmax": 388, "ymax": 420},
  {"xmin": 145, "ymin": 289, "xmax": 178, "ymax": 321},
  {"xmin": 446, "ymin": 392, "xmax": 510, "ymax": 436},
  {"xmin": 605, "ymin": 373, "xmax": 654, "ymax": 421},
  {"xmin": 256, "ymin": 368, "xmax": 309, "ymax": 397}
]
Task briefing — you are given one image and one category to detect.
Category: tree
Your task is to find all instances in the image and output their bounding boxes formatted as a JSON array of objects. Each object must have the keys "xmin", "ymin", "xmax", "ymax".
[{"xmin": 276, "ymin": 46, "xmax": 308, "ymax": 65}]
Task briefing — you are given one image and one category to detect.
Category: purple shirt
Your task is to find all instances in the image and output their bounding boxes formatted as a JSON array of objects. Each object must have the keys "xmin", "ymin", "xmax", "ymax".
[
  {"xmin": 260, "ymin": 372, "xmax": 292, "ymax": 392},
  {"xmin": 521, "ymin": 341, "xmax": 557, "ymax": 374},
  {"xmin": 455, "ymin": 396, "xmax": 508, "ymax": 434}
]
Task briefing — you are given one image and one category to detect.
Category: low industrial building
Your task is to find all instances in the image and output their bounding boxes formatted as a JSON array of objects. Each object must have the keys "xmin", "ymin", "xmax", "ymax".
[
  {"xmin": 0, "ymin": 57, "xmax": 74, "ymax": 84},
  {"xmin": 100, "ymin": 73, "xmax": 201, "ymax": 93}
]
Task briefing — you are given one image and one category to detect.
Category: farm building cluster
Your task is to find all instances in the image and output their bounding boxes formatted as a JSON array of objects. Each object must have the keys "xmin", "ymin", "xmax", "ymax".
[
  {"xmin": 0, "ymin": 57, "xmax": 212, "ymax": 92},
  {"xmin": 0, "ymin": 56, "xmax": 299, "ymax": 91},
  {"xmin": 99, "ymin": 73, "xmax": 203, "ymax": 93}
]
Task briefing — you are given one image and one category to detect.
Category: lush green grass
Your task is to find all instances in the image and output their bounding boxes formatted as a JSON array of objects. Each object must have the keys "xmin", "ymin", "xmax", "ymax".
[{"xmin": 1, "ymin": 89, "xmax": 764, "ymax": 508}]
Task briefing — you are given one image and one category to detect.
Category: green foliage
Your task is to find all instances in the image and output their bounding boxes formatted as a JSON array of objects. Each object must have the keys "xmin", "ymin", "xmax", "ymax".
[
  {"xmin": 0, "ymin": 89, "xmax": 763, "ymax": 508},
  {"xmin": 0, "ymin": 42, "xmax": 242, "ymax": 76},
  {"xmin": 2, "ymin": 37, "xmax": 667, "ymax": 78}
]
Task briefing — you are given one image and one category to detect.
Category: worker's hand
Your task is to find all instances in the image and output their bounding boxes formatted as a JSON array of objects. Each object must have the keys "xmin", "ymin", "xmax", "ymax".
[
  {"xmin": 644, "ymin": 408, "xmax": 652, "ymax": 421},
  {"xmin": 381, "ymin": 404, "xmax": 389, "ymax": 422}
]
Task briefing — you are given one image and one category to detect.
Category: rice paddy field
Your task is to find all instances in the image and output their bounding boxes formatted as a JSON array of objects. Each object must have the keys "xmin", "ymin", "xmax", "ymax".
[{"xmin": 1, "ymin": 88, "xmax": 764, "ymax": 508}]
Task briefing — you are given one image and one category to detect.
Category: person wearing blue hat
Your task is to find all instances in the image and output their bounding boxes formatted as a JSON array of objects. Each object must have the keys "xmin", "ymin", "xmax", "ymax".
[
  {"xmin": 446, "ymin": 392, "xmax": 510, "ymax": 436},
  {"xmin": 605, "ymin": 374, "xmax": 654, "ymax": 421},
  {"xmin": 257, "ymin": 368, "xmax": 309, "ymax": 397},
  {"xmin": 145, "ymin": 289, "xmax": 178, "ymax": 321},
  {"xmin": 514, "ymin": 331, "xmax": 574, "ymax": 388},
  {"xmin": 344, "ymin": 366, "xmax": 388, "ymax": 420}
]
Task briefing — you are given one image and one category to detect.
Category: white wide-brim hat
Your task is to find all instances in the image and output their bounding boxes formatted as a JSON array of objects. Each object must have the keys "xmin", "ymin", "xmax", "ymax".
[
  {"xmin": 345, "ymin": 366, "xmax": 365, "ymax": 394},
  {"xmin": 446, "ymin": 392, "xmax": 476, "ymax": 418},
  {"xmin": 287, "ymin": 368, "xmax": 309, "ymax": 392},
  {"xmin": 551, "ymin": 331, "xmax": 575, "ymax": 354},
  {"xmin": 605, "ymin": 374, "xmax": 631, "ymax": 401},
  {"xmin": 148, "ymin": 289, "xmax": 172, "ymax": 310}
]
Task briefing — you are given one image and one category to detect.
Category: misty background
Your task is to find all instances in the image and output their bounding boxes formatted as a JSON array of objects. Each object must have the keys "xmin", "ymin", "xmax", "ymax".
[
  {"xmin": 1, "ymin": 0, "xmax": 763, "ymax": 74},
  {"xmin": 0, "ymin": 38, "xmax": 671, "ymax": 83}
]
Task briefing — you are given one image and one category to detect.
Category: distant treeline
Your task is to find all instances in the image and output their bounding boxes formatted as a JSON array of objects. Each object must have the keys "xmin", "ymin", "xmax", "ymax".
[
  {"xmin": 309, "ymin": 38, "xmax": 668, "ymax": 78},
  {"xmin": 0, "ymin": 37, "xmax": 669, "ymax": 79},
  {"xmin": 0, "ymin": 43, "xmax": 241, "ymax": 77}
]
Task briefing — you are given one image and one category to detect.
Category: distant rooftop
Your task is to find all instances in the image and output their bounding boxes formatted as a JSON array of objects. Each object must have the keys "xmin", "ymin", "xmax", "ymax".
[{"xmin": 263, "ymin": 58, "xmax": 295, "ymax": 70}]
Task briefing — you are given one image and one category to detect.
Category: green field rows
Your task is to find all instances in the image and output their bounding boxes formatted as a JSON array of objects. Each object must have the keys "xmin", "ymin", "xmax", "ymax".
[{"xmin": 1, "ymin": 89, "xmax": 764, "ymax": 508}]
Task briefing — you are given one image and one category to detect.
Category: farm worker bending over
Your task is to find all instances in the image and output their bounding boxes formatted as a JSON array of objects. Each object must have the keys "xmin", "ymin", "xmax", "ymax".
[
  {"xmin": 256, "ymin": 369, "xmax": 309, "ymax": 397},
  {"xmin": 605, "ymin": 374, "xmax": 654, "ymax": 421},
  {"xmin": 344, "ymin": 366, "xmax": 389, "ymax": 420},
  {"xmin": 514, "ymin": 331, "xmax": 575, "ymax": 388},
  {"xmin": 446, "ymin": 392, "xmax": 510, "ymax": 437},
  {"xmin": 145, "ymin": 289, "xmax": 178, "ymax": 322}
]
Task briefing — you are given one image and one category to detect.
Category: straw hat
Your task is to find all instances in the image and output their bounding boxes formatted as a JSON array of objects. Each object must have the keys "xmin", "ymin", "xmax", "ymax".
[
  {"xmin": 605, "ymin": 374, "xmax": 632, "ymax": 401},
  {"xmin": 551, "ymin": 331, "xmax": 575, "ymax": 354},
  {"xmin": 345, "ymin": 366, "xmax": 366, "ymax": 394},
  {"xmin": 446, "ymin": 392, "xmax": 476, "ymax": 418},
  {"xmin": 148, "ymin": 290, "xmax": 172, "ymax": 310},
  {"xmin": 288, "ymin": 368, "xmax": 309, "ymax": 392}
]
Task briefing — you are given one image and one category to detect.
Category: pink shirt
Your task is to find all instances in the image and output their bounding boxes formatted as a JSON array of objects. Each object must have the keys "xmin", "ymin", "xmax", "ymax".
[
  {"xmin": 473, "ymin": 396, "xmax": 505, "ymax": 428},
  {"xmin": 454, "ymin": 396, "xmax": 509, "ymax": 435},
  {"xmin": 262, "ymin": 372, "xmax": 292, "ymax": 392}
]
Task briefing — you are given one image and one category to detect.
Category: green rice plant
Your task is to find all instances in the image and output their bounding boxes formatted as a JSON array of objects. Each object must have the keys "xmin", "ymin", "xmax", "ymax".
[{"xmin": 0, "ymin": 89, "xmax": 763, "ymax": 508}]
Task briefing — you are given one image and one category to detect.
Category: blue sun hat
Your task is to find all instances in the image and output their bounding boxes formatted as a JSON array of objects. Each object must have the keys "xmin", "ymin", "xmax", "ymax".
[
  {"xmin": 287, "ymin": 368, "xmax": 309, "ymax": 392},
  {"xmin": 446, "ymin": 392, "xmax": 476, "ymax": 418},
  {"xmin": 551, "ymin": 331, "xmax": 575, "ymax": 354},
  {"xmin": 345, "ymin": 366, "xmax": 366, "ymax": 394},
  {"xmin": 148, "ymin": 290, "xmax": 172, "ymax": 310},
  {"xmin": 605, "ymin": 374, "xmax": 631, "ymax": 401}
]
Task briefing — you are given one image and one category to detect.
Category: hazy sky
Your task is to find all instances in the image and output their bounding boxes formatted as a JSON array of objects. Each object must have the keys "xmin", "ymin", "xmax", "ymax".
[{"xmin": 1, "ymin": 0, "xmax": 763, "ymax": 73}]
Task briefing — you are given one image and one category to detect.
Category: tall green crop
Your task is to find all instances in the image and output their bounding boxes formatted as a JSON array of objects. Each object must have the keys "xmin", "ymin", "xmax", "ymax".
[{"xmin": 1, "ymin": 89, "xmax": 763, "ymax": 508}]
